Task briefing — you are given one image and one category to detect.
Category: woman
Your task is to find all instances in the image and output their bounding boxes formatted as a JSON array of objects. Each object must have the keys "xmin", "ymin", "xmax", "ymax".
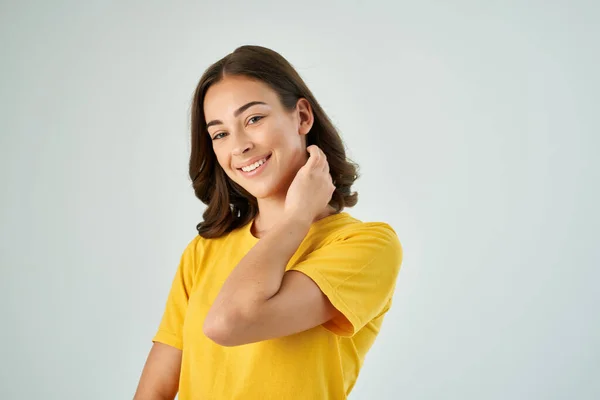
[{"xmin": 134, "ymin": 45, "xmax": 403, "ymax": 400}]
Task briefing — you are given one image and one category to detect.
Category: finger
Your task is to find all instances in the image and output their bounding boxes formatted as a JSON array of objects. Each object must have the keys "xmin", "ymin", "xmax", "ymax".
[
  {"xmin": 320, "ymin": 147, "xmax": 329, "ymax": 171},
  {"xmin": 307, "ymin": 145, "xmax": 321, "ymax": 167},
  {"xmin": 319, "ymin": 149, "xmax": 329, "ymax": 173},
  {"xmin": 314, "ymin": 145, "xmax": 325, "ymax": 167},
  {"xmin": 321, "ymin": 153, "xmax": 329, "ymax": 172},
  {"xmin": 306, "ymin": 145, "xmax": 316, "ymax": 160}
]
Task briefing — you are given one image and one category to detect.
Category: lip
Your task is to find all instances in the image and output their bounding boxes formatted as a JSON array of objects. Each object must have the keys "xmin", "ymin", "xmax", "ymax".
[
  {"xmin": 235, "ymin": 153, "xmax": 272, "ymax": 170},
  {"xmin": 237, "ymin": 153, "xmax": 272, "ymax": 177}
]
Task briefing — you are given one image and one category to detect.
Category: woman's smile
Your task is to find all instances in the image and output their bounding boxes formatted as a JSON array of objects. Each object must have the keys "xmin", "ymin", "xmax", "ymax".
[{"xmin": 237, "ymin": 153, "xmax": 272, "ymax": 178}]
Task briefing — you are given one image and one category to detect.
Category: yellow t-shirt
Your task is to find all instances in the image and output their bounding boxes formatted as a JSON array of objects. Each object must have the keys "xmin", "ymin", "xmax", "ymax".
[{"xmin": 153, "ymin": 211, "xmax": 403, "ymax": 399}]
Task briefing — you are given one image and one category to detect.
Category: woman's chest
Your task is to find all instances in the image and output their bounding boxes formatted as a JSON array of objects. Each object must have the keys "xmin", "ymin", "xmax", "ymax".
[{"xmin": 181, "ymin": 242, "xmax": 251, "ymax": 342}]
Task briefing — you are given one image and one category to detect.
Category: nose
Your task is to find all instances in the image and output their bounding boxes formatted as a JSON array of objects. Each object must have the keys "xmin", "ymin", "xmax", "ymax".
[{"xmin": 231, "ymin": 130, "xmax": 254, "ymax": 156}]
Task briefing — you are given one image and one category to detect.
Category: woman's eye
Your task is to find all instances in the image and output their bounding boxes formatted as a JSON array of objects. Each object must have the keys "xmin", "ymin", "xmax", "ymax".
[
  {"xmin": 212, "ymin": 116, "xmax": 262, "ymax": 140},
  {"xmin": 248, "ymin": 116, "xmax": 263, "ymax": 125}
]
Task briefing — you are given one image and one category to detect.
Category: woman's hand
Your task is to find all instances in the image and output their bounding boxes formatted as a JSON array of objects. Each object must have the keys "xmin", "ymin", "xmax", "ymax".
[{"xmin": 284, "ymin": 145, "xmax": 336, "ymax": 223}]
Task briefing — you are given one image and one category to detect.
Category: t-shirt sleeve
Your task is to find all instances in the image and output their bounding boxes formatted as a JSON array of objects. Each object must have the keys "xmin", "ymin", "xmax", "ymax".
[
  {"xmin": 288, "ymin": 223, "xmax": 403, "ymax": 337},
  {"xmin": 152, "ymin": 236, "xmax": 200, "ymax": 350}
]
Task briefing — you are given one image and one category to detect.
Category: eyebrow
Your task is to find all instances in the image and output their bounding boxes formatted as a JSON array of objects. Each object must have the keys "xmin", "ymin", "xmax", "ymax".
[{"xmin": 206, "ymin": 101, "xmax": 268, "ymax": 129}]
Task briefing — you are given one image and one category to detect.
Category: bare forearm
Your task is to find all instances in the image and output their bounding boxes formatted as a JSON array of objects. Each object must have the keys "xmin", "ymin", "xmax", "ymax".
[
  {"xmin": 133, "ymin": 343, "xmax": 181, "ymax": 400},
  {"xmin": 208, "ymin": 215, "xmax": 311, "ymax": 319},
  {"xmin": 133, "ymin": 391, "xmax": 172, "ymax": 400}
]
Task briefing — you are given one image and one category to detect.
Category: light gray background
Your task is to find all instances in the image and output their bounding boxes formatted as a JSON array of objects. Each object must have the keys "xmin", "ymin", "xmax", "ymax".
[{"xmin": 1, "ymin": 1, "xmax": 598, "ymax": 399}]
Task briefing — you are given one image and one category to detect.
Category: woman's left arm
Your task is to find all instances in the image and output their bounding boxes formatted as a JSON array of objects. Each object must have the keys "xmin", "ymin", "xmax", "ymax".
[
  {"xmin": 203, "ymin": 145, "xmax": 340, "ymax": 346},
  {"xmin": 203, "ymin": 214, "xmax": 341, "ymax": 347}
]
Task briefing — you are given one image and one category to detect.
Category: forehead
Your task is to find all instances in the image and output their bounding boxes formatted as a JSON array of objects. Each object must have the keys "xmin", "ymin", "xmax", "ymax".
[{"xmin": 203, "ymin": 76, "xmax": 279, "ymax": 119}]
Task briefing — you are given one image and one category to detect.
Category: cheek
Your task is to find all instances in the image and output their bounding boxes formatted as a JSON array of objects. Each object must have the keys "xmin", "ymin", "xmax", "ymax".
[
  {"xmin": 212, "ymin": 143, "xmax": 229, "ymax": 162},
  {"xmin": 212, "ymin": 149, "xmax": 225, "ymax": 168},
  {"xmin": 280, "ymin": 132, "xmax": 306, "ymax": 158},
  {"xmin": 268, "ymin": 125, "xmax": 303, "ymax": 153},
  {"xmin": 213, "ymin": 150, "xmax": 234, "ymax": 177}
]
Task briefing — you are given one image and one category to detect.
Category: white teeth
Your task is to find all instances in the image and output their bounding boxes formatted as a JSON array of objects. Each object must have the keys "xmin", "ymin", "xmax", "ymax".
[{"xmin": 241, "ymin": 157, "xmax": 267, "ymax": 172}]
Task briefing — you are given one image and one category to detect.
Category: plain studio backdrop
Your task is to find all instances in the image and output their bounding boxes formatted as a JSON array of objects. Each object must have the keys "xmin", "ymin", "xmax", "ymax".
[{"xmin": 1, "ymin": 1, "xmax": 598, "ymax": 399}]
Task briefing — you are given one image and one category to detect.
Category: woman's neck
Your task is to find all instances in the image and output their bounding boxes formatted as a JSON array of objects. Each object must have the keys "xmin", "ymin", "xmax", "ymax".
[{"xmin": 252, "ymin": 202, "xmax": 337, "ymax": 238}]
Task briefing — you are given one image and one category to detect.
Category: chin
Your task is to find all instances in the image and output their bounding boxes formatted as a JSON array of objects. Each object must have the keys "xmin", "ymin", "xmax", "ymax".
[
  {"xmin": 244, "ymin": 184, "xmax": 279, "ymax": 200},
  {"xmin": 239, "ymin": 177, "xmax": 288, "ymax": 200}
]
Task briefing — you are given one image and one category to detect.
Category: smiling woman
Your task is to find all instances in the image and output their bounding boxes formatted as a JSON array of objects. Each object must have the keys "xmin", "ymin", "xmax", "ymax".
[
  {"xmin": 191, "ymin": 46, "xmax": 361, "ymax": 239},
  {"xmin": 134, "ymin": 45, "xmax": 403, "ymax": 400}
]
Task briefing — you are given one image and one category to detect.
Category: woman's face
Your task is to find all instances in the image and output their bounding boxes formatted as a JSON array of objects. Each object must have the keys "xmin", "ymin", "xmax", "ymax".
[{"xmin": 204, "ymin": 75, "xmax": 313, "ymax": 199}]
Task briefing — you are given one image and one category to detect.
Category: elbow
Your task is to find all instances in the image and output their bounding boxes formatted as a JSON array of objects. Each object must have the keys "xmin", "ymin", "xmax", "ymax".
[
  {"xmin": 202, "ymin": 317, "xmax": 229, "ymax": 346},
  {"xmin": 203, "ymin": 307, "xmax": 251, "ymax": 347}
]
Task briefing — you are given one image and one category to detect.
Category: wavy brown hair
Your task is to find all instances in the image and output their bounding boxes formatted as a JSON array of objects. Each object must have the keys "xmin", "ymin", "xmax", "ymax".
[{"xmin": 190, "ymin": 45, "xmax": 359, "ymax": 238}]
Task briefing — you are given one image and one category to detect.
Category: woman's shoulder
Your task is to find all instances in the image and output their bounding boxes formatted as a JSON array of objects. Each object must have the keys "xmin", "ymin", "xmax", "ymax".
[
  {"xmin": 302, "ymin": 212, "xmax": 403, "ymax": 268},
  {"xmin": 180, "ymin": 221, "xmax": 255, "ymax": 261},
  {"xmin": 312, "ymin": 212, "xmax": 400, "ymax": 249},
  {"xmin": 178, "ymin": 230, "xmax": 221, "ymax": 260}
]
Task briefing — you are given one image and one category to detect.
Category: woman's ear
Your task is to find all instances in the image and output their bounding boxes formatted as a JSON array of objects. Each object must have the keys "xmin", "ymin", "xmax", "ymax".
[{"xmin": 296, "ymin": 98, "xmax": 314, "ymax": 136}]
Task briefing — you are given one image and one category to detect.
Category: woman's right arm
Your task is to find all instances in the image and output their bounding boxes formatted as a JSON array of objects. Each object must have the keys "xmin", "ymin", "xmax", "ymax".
[{"xmin": 133, "ymin": 342, "xmax": 182, "ymax": 400}]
